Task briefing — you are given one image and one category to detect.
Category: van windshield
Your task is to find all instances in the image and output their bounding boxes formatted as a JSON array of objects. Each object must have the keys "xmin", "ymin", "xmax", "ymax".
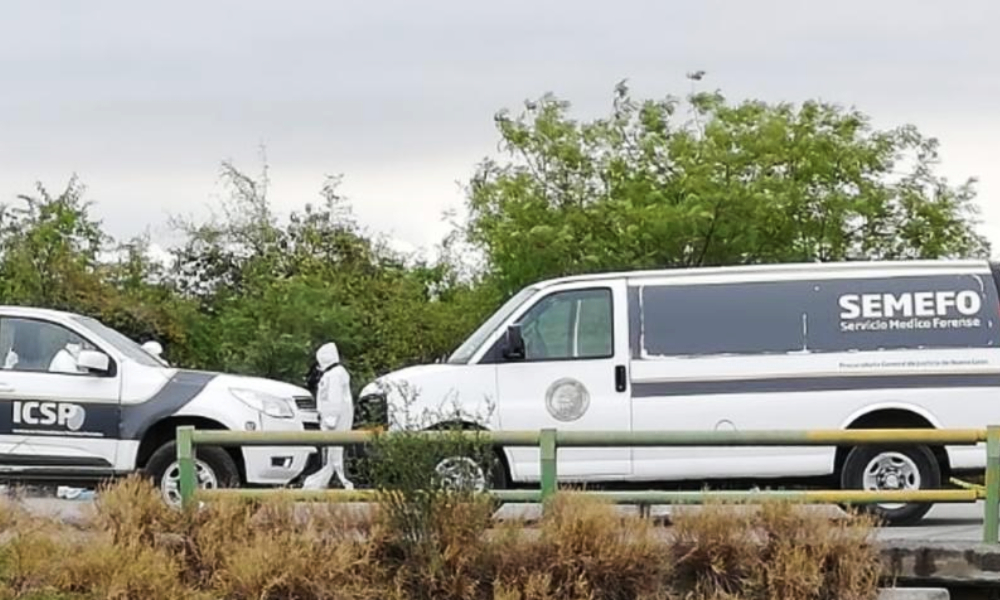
[{"xmin": 447, "ymin": 286, "xmax": 538, "ymax": 364}]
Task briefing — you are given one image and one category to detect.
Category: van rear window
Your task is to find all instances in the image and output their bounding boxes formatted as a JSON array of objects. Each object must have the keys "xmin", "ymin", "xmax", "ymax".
[{"xmin": 636, "ymin": 274, "xmax": 1000, "ymax": 358}]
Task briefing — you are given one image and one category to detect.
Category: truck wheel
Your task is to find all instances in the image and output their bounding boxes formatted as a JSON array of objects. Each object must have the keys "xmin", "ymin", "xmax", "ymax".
[
  {"xmin": 839, "ymin": 444, "xmax": 940, "ymax": 526},
  {"xmin": 144, "ymin": 441, "xmax": 239, "ymax": 507}
]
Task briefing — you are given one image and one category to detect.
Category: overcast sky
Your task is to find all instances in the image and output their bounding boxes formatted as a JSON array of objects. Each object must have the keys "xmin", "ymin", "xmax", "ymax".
[{"xmin": 1, "ymin": 0, "xmax": 998, "ymax": 257}]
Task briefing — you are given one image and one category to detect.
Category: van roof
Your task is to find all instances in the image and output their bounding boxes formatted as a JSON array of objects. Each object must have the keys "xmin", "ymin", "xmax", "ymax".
[{"xmin": 533, "ymin": 259, "xmax": 993, "ymax": 289}]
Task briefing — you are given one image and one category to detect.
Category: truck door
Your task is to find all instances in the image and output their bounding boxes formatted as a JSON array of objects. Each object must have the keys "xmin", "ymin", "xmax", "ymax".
[
  {"xmin": 496, "ymin": 281, "xmax": 632, "ymax": 481},
  {"xmin": 0, "ymin": 317, "xmax": 121, "ymax": 477}
]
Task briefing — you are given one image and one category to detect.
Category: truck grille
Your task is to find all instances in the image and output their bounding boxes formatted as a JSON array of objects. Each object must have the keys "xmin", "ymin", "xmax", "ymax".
[{"xmin": 294, "ymin": 396, "xmax": 316, "ymax": 411}]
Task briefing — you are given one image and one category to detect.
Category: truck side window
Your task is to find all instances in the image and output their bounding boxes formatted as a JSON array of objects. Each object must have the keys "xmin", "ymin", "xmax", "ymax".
[
  {"xmin": 0, "ymin": 318, "xmax": 97, "ymax": 374},
  {"xmin": 518, "ymin": 289, "xmax": 613, "ymax": 361}
]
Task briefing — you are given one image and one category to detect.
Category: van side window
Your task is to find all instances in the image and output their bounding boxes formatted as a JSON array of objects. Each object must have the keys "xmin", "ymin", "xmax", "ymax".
[
  {"xmin": 639, "ymin": 282, "xmax": 804, "ymax": 357},
  {"xmin": 518, "ymin": 289, "xmax": 613, "ymax": 361},
  {"xmin": 0, "ymin": 318, "xmax": 97, "ymax": 374},
  {"xmin": 635, "ymin": 274, "xmax": 1000, "ymax": 358}
]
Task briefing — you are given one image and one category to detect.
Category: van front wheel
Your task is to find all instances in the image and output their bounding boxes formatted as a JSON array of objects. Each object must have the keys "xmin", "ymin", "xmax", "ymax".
[
  {"xmin": 433, "ymin": 449, "xmax": 507, "ymax": 493},
  {"xmin": 839, "ymin": 444, "xmax": 940, "ymax": 526}
]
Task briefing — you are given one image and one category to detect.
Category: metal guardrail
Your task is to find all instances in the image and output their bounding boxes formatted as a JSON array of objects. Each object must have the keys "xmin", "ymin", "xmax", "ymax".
[{"xmin": 175, "ymin": 425, "xmax": 1000, "ymax": 543}]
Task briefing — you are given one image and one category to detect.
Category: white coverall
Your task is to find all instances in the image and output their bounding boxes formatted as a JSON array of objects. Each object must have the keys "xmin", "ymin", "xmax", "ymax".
[
  {"xmin": 49, "ymin": 343, "xmax": 83, "ymax": 374},
  {"xmin": 302, "ymin": 342, "xmax": 355, "ymax": 490}
]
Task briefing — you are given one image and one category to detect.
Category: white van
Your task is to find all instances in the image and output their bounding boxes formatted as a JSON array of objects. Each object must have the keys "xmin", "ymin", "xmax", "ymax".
[
  {"xmin": 0, "ymin": 306, "xmax": 319, "ymax": 503},
  {"xmin": 360, "ymin": 259, "xmax": 1000, "ymax": 524}
]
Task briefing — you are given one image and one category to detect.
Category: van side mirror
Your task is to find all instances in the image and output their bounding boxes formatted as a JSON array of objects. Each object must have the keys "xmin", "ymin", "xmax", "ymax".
[
  {"xmin": 76, "ymin": 350, "xmax": 111, "ymax": 374},
  {"xmin": 502, "ymin": 325, "xmax": 526, "ymax": 360}
]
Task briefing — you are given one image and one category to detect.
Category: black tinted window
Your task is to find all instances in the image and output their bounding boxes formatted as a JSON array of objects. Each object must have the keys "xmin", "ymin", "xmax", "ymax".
[
  {"xmin": 636, "ymin": 273, "xmax": 1000, "ymax": 357},
  {"xmin": 640, "ymin": 282, "xmax": 806, "ymax": 356}
]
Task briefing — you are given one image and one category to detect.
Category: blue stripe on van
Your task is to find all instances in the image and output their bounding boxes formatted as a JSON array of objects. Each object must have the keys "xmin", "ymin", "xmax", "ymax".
[{"xmin": 631, "ymin": 372, "xmax": 1000, "ymax": 398}]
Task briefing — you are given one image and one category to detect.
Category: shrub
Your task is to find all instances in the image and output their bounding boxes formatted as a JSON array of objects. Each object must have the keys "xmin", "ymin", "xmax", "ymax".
[{"xmin": 0, "ymin": 479, "xmax": 882, "ymax": 599}]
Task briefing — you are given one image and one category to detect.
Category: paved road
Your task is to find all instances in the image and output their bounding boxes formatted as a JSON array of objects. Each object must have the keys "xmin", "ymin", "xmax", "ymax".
[
  {"xmin": 6, "ymin": 495, "xmax": 990, "ymax": 542},
  {"xmin": 875, "ymin": 502, "xmax": 988, "ymax": 543}
]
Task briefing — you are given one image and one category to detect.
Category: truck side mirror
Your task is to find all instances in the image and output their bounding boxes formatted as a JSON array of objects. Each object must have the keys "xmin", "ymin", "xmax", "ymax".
[
  {"xmin": 502, "ymin": 325, "xmax": 526, "ymax": 360},
  {"xmin": 77, "ymin": 350, "xmax": 111, "ymax": 374}
]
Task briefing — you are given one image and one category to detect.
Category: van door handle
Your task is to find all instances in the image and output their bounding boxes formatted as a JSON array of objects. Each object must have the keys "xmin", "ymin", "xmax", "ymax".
[
  {"xmin": 614, "ymin": 365, "xmax": 627, "ymax": 393},
  {"xmin": 0, "ymin": 383, "xmax": 14, "ymax": 393}
]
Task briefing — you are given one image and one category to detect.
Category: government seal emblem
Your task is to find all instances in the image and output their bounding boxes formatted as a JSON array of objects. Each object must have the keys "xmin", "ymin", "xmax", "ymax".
[{"xmin": 544, "ymin": 378, "xmax": 590, "ymax": 422}]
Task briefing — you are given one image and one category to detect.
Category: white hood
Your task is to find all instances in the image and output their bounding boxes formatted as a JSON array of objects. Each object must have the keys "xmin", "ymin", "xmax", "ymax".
[
  {"xmin": 213, "ymin": 372, "xmax": 312, "ymax": 400},
  {"xmin": 361, "ymin": 363, "xmax": 497, "ymax": 430},
  {"xmin": 360, "ymin": 363, "xmax": 460, "ymax": 397},
  {"xmin": 316, "ymin": 342, "xmax": 341, "ymax": 370}
]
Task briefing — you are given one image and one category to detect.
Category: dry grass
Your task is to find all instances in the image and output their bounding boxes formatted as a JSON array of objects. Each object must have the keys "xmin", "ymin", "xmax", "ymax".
[
  {"xmin": 0, "ymin": 478, "xmax": 882, "ymax": 600},
  {"xmin": 669, "ymin": 503, "xmax": 880, "ymax": 600}
]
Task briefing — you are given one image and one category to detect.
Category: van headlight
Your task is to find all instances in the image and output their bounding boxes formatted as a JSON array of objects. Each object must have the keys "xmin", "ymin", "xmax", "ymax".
[
  {"xmin": 230, "ymin": 388, "xmax": 295, "ymax": 419},
  {"xmin": 356, "ymin": 393, "xmax": 389, "ymax": 429}
]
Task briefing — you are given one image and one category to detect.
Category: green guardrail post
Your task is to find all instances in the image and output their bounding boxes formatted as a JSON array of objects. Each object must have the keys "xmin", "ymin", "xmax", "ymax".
[
  {"xmin": 176, "ymin": 425, "xmax": 197, "ymax": 510},
  {"xmin": 984, "ymin": 425, "xmax": 1000, "ymax": 543},
  {"xmin": 539, "ymin": 428, "xmax": 558, "ymax": 508}
]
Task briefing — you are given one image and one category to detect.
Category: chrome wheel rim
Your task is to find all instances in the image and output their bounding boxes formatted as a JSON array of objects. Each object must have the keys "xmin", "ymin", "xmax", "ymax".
[
  {"xmin": 862, "ymin": 452, "xmax": 921, "ymax": 510},
  {"xmin": 434, "ymin": 456, "xmax": 487, "ymax": 492},
  {"xmin": 161, "ymin": 458, "xmax": 219, "ymax": 506}
]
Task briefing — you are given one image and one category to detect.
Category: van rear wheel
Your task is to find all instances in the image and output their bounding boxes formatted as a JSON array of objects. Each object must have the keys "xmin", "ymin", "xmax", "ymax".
[{"xmin": 839, "ymin": 444, "xmax": 940, "ymax": 526}]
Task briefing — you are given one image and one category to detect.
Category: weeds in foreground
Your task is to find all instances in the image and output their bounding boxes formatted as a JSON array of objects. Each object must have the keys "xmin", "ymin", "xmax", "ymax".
[{"xmin": 0, "ymin": 478, "xmax": 881, "ymax": 600}]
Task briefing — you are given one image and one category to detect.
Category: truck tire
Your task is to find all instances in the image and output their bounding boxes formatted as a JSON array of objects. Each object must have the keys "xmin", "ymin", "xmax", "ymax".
[
  {"xmin": 839, "ymin": 444, "xmax": 940, "ymax": 526},
  {"xmin": 144, "ymin": 441, "xmax": 239, "ymax": 507}
]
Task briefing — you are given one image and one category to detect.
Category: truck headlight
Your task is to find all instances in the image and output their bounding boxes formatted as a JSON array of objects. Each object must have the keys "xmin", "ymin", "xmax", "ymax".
[{"xmin": 230, "ymin": 388, "xmax": 295, "ymax": 419}]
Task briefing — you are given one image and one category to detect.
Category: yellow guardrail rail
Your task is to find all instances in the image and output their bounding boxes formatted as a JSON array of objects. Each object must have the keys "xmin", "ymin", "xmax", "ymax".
[{"xmin": 175, "ymin": 426, "xmax": 1000, "ymax": 543}]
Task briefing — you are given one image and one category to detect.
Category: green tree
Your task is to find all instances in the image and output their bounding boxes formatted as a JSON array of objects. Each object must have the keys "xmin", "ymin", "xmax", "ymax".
[
  {"xmin": 0, "ymin": 168, "xmax": 487, "ymax": 388},
  {"xmin": 0, "ymin": 177, "xmax": 106, "ymax": 308},
  {"xmin": 97, "ymin": 234, "xmax": 201, "ymax": 364},
  {"xmin": 169, "ymin": 163, "xmax": 483, "ymax": 387},
  {"xmin": 466, "ymin": 83, "xmax": 990, "ymax": 295},
  {"xmin": 0, "ymin": 178, "xmax": 198, "ymax": 359}
]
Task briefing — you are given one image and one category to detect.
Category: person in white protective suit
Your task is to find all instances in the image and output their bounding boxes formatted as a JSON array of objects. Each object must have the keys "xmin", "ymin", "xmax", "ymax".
[
  {"xmin": 49, "ymin": 342, "xmax": 84, "ymax": 374},
  {"xmin": 302, "ymin": 342, "xmax": 355, "ymax": 490}
]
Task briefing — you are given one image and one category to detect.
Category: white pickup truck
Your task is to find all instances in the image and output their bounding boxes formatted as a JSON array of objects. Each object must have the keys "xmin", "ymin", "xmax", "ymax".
[{"xmin": 0, "ymin": 306, "xmax": 320, "ymax": 503}]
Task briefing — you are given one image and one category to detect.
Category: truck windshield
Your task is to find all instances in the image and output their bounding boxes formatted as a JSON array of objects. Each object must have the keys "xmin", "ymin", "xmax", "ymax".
[
  {"xmin": 447, "ymin": 286, "xmax": 538, "ymax": 364},
  {"xmin": 72, "ymin": 316, "xmax": 166, "ymax": 368}
]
